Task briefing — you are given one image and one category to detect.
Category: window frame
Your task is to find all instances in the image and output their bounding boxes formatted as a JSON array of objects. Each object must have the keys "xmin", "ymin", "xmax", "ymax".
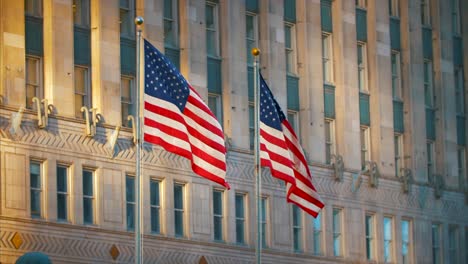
[
  {"xmin": 163, "ymin": 0, "xmax": 179, "ymax": 48},
  {"xmin": 389, "ymin": 0, "xmax": 400, "ymax": 17},
  {"xmin": 333, "ymin": 208, "xmax": 343, "ymax": 257},
  {"xmin": 391, "ymin": 51, "xmax": 402, "ymax": 100},
  {"xmin": 246, "ymin": 12, "xmax": 258, "ymax": 66},
  {"xmin": 322, "ymin": 33, "xmax": 334, "ymax": 84},
  {"xmin": 208, "ymin": 93, "xmax": 223, "ymax": 125},
  {"xmin": 365, "ymin": 213, "xmax": 375, "ymax": 260},
  {"xmin": 401, "ymin": 218, "xmax": 412, "ymax": 264},
  {"xmin": 119, "ymin": 0, "xmax": 135, "ymax": 38},
  {"xmin": 383, "ymin": 216, "xmax": 394, "ymax": 263},
  {"xmin": 284, "ymin": 22, "xmax": 297, "ymax": 75},
  {"xmin": 431, "ymin": 223, "xmax": 442, "ymax": 264},
  {"xmin": 121, "ymin": 75, "xmax": 135, "ymax": 127},
  {"xmin": 427, "ymin": 141, "xmax": 435, "ymax": 181},
  {"xmin": 30, "ymin": 160, "xmax": 43, "ymax": 218},
  {"xmin": 325, "ymin": 119, "xmax": 336, "ymax": 165},
  {"xmin": 173, "ymin": 182, "xmax": 185, "ymax": 237},
  {"xmin": 126, "ymin": 175, "xmax": 136, "ymax": 231},
  {"xmin": 357, "ymin": 42, "xmax": 368, "ymax": 93},
  {"xmin": 249, "ymin": 104, "xmax": 255, "ymax": 150},
  {"xmin": 235, "ymin": 192, "xmax": 246, "ymax": 245},
  {"xmin": 74, "ymin": 65, "xmax": 91, "ymax": 118},
  {"xmin": 25, "ymin": 0, "xmax": 43, "ymax": 17},
  {"xmin": 72, "ymin": 0, "xmax": 90, "ymax": 27},
  {"xmin": 448, "ymin": 225, "xmax": 459, "ymax": 264},
  {"xmin": 424, "ymin": 60, "xmax": 434, "ymax": 108},
  {"xmin": 206, "ymin": 1, "xmax": 220, "ymax": 58},
  {"xmin": 394, "ymin": 133, "xmax": 404, "ymax": 177},
  {"xmin": 452, "ymin": 0, "xmax": 461, "ymax": 35},
  {"xmin": 356, "ymin": 0, "xmax": 367, "ymax": 9},
  {"xmin": 150, "ymin": 178, "xmax": 162, "ymax": 234},
  {"xmin": 287, "ymin": 110, "xmax": 299, "ymax": 137},
  {"xmin": 82, "ymin": 168, "xmax": 95, "ymax": 225},
  {"xmin": 360, "ymin": 126, "xmax": 371, "ymax": 169},
  {"xmin": 260, "ymin": 196, "xmax": 268, "ymax": 248},
  {"xmin": 25, "ymin": 55, "xmax": 43, "ymax": 110},
  {"xmin": 292, "ymin": 204, "xmax": 303, "ymax": 252},
  {"xmin": 421, "ymin": 0, "xmax": 431, "ymax": 27},
  {"xmin": 213, "ymin": 189, "xmax": 224, "ymax": 242},
  {"xmin": 457, "ymin": 147, "xmax": 466, "ymax": 183},
  {"xmin": 455, "ymin": 67, "xmax": 465, "ymax": 115},
  {"xmin": 56, "ymin": 164, "xmax": 69, "ymax": 222},
  {"xmin": 313, "ymin": 212, "xmax": 323, "ymax": 255}
]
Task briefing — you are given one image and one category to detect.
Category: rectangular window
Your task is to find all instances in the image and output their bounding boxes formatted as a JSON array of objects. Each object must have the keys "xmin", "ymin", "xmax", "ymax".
[
  {"xmin": 126, "ymin": 175, "xmax": 135, "ymax": 231},
  {"xmin": 285, "ymin": 23, "xmax": 297, "ymax": 74},
  {"xmin": 57, "ymin": 165, "xmax": 69, "ymax": 221},
  {"xmin": 325, "ymin": 119, "xmax": 336, "ymax": 164},
  {"xmin": 121, "ymin": 76, "xmax": 135, "ymax": 127},
  {"xmin": 206, "ymin": 2, "xmax": 220, "ymax": 57},
  {"xmin": 174, "ymin": 183, "xmax": 184, "ymax": 237},
  {"xmin": 424, "ymin": 61, "xmax": 434, "ymax": 107},
  {"xmin": 432, "ymin": 223, "xmax": 441, "ymax": 264},
  {"xmin": 421, "ymin": 0, "xmax": 431, "ymax": 26},
  {"xmin": 361, "ymin": 127, "xmax": 371, "ymax": 169},
  {"xmin": 82, "ymin": 169, "xmax": 94, "ymax": 225},
  {"xmin": 74, "ymin": 66, "xmax": 91, "ymax": 118},
  {"xmin": 394, "ymin": 134, "xmax": 403, "ymax": 177},
  {"xmin": 313, "ymin": 213, "xmax": 322, "ymax": 255},
  {"xmin": 365, "ymin": 214, "xmax": 375, "ymax": 260},
  {"xmin": 213, "ymin": 189, "xmax": 224, "ymax": 241},
  {"xmin": 73, "ymin": 0, "xmax": 90, "ymax": 27},
  {"xmin": 427, "ymin": 141, "xmax": 435, "ymax": 181},
  {"xmin": 383, "ymin": 217, "xmax": 394, "ymax": 262},
  {"xmin": 401, "ymin": 219, "xmax": 412, "ymax": 264},
  {"xmin": 164, "ymin": 0, "xmax": 179, "ymax": 47},
  {"xmin": 356, "ymin": 0, "xmax": 367, "ymax": 8},
  {"xmin": 25, "ymin": 0, "xmax": 42, "ymax": 16},
  {"xmin": 287, "ymin": 111, "xmax": 299, "ymax": 136},
  {"xmin": 30, "ymin": 161, "xmax": 42, "ymax": 218},
  {"xmin": 235, "ymin": 193, "xmax": 246, "ymax": 244},
  {"xmin": 322, "ymin": 33, "xmax": 334, "ymax": 83},
  {"xmin": 246, "ymin": 13, "xmax": 258, "ymax": 65},
  {"xmin": 391, "ymin": 52, "xmax": 402, "ymax": 99},
  {"xmin": 249, "ymin": 104, "xmax": 255, "ymax": 150},
  {"xmin": 150, "ymin": 179, "xmax": 161, "ymax": 234},
  {"xmin": 25, "ymin": 56, "xmax": 43, "ymax": 109},
  {"xmin": 448, "ymin": 225, "xmax": 459, "ymax": 263},
  {"xmin": 455, "ymin": 67, "xmax": 465, "ymax": 115},
  {"xmin": 389, "ymin": 0, "xmax": 399, "ymax": 17},
  {"xmin": 452, "ymin": 0, "xmax": 461, "ymax": 35},
  {"xmin": 120, "ymin": 0, "xmax": 135, "ymax": 38},
  {"xmin": 292, "ymin": 204, "xmax": 302, "ymax": 252},
  {"xmin": 208, "ymin": 93, "xmax": 223, "ymax": 125},
  {"xmin": 260, "ymin": 197, "xmax": 268, "ymax": 248},
  {"xmin": 333, "ymin": 208, "xmax": 342, "ymax": 256},
  {"xmin": 357, "ymin": 43, "xmax": 368, "ymax": 92},
  {"xmin": 458, "ymin": 147, "xmax": 466, "ymax": 182}
]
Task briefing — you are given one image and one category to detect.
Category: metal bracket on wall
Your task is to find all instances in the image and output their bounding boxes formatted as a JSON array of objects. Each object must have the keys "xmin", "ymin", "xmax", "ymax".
[
  {"xmin": 32, "ymin": 97, "xmax": 50, "ymax": 129},
  {"xmin": 127, "ymin": 115, "xmax": 137, "ymax": 144},
  {"xmin": 81, "ymin": 106, "xmax": 98, "ymax": 137}
]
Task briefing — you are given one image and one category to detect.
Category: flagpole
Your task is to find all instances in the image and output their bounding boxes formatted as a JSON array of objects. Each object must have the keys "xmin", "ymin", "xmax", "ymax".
[
  {"xmin": 134, "ymin": 16, "xmax": 144, "ymax": 264},
  {"xmin": 252, "ymin": 47, "xmax": 261, "ymax": 264}
]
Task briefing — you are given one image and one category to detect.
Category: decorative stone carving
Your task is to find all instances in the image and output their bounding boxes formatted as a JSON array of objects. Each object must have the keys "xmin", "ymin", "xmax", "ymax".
[
  {"xmin": 9, "ymin": 107, "xmax": 24, "ymax": 136},
  {"xmin": 432, "ymin": 174, "xmax": 444, "ymax": 199},
  {"xmin": 107, "ymin": 126, "xmax": 121, "ymax": 157},
  {"xmin": 109, "ymin": 244, "xmax": 120, "ymax": 260},
  {"xmin": 11, "ymin": 232, "xmax": 23, "ymax": 249},
  {"xmin": 364, "ymin": 161, "xmax": 380, "ymax": 188},
  {"xmin": 331, "ymin": 154, "xmax": 344, "ymax": 182},
  {"xmin": 399, "ymin": 168, "xmax": 413, "ymax": 193}
]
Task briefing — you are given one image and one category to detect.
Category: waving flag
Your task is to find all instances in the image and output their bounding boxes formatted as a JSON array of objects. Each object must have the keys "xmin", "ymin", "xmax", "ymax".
[
  {"xmin": 259, "ymin": 74, "xmax": 323, "ymax": 216},
  {"xmin": 143, "ymin": 40, "xmax": 229, "ymax": 189}
]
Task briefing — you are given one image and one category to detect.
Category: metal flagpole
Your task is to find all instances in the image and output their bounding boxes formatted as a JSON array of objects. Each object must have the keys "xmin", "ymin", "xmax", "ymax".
[
  {"xmin": 134, "ymin": 16, "xmax": 144, "ymax": 264},
  {"xmin": 252, "ymin": 48, "xmax": 261, "ymax": 264}
]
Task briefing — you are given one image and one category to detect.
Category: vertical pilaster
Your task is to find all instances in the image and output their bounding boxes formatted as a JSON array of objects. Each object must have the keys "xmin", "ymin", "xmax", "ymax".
[{"xmin": 143, "ymin": 0, "xmax": 164, "ymax": 50}]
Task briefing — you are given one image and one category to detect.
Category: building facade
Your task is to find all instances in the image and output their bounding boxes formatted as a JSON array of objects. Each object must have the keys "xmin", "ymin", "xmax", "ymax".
[{"xmin": 0, "ymin": 0, "xmax": 467, "ymax": 263}]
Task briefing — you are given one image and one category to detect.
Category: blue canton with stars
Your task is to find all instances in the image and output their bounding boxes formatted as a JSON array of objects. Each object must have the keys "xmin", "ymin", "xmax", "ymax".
[
  {"xmin": 260, "ymin": 74, "xmax": 286, "ymax": 131},
  {"xmin": 144, "ymin": 40, "xmax": 189, "ymax": 112}
]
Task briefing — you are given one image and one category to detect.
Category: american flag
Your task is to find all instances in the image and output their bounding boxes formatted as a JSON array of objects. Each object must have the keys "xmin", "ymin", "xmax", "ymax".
[
  {"xmin": 259, "ymin": 74, "xmax": 324, "ymax": 217},
  {"xmin": 143, "ymin": 40, "xmax": 230, "ymax": 189}
]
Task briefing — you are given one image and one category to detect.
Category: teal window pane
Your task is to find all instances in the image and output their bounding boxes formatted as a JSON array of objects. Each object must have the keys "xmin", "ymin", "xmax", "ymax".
[
  {"xmin": 126, "ymin": 176, "xmax": 135, "ymax": 230},
  {"xmin": 324, "ymin": 84, "xmax": 335, "ymax": 118},
  {"xmin": 393, "ymin": 100, "xmax": 404, "ymax": 133},
  {"xmin": 356, "ymin": 8, "xmax": 367, "ymax": 42},
  {"xmin": 25, "ymin": 16, "xmax": 43, "ymax": 56},
  {"xmin": 423, "ymin": 27, "xmax": 433, "ymax": 60},
  {"xmin": 164, "ymin": 0, "xmax": 173, "ymax": 18},
  {"xmin": 245, "ymin": 0, "xmax": 259, "ymax": 13},
  {"xmin": 174, "ymin": 210, "xmax": 184, "ymax": 236},
  {"xmin": 320, "ymin": 0, "xmax": 333, "ymax": 32},
  {"xmin": 151, "ymin": 207, "xmax": 160, "ymax": 234},
  {"xmin": 57, "ymin": 167, "xmax": 67, "ymax": 192},
  {"xmin": 126, "ymin": 176, "xmax": 135, "ymax": 202},
  {"xmin": 30, "ymin": 162, "xmax": 41, "ymax": 218},
  {"xmin": 359, "ymin": 93, "xmax": 370, "ymax": 126},
  {"xmin": 174, "ymin": 184, "xmax": 184, "ymax": 237},
  {"xmin": 390, "ymin": 17, "xmax": 401, "ymax": 50},
  {"xmin": 165, "ymin": 47, "xmax": 180, "ymax": 70},
  {"xmin": 292, "ymin": 205, "xmax": 302, "ymax": 252},
  {"xmin": 287, "ymin": 75, "xmax": 299, "ymax": 111},
  {"xmin": 235, "ymin": 194, "xmax": 245, "ymax": 244},
  {"xmin": 57, "ymin": 194, "xmax": 67, "ymax": 220},
  {"xmin": 284, "ymin": 0, "xmax": 296, "ymax": 23},
  {"xmin": 57, "ymin": 166, "xmax": 68, "ymax": 221},
  {"xmin": 127, "ymin": 203, "xmax": 135, "ymax": 230},
  {"xmin": 83, "ymin": 170, "xmax": 93, "ymax": 196},
  {"xmin": 313, "ymin": 214, "xmax": 322, "ymax": 255},
  {"xmin": 83, "ymin": 197, "xmax": 93, "ymax": 224},
  {"xmin": 150, "ymin": 180, "xmax": 160, "ymax": 206},
  {"xmin": 150, "ymin": 179, "xmax": 160, "ymax": 233}
]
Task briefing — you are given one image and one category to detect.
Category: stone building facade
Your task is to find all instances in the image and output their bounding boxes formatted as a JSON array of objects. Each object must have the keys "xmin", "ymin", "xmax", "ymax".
[{"xmin": 0, "ymin": 0, "xmax": 467, "ymax": 263}]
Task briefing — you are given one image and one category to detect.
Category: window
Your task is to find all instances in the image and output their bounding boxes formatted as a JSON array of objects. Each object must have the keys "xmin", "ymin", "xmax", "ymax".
[
  {"xmin": 164, "ymin": 0, "xmax": 179, "ymax": 47},
  {"xmin": 174, "ymin": 183, "xmax": 184, "ymax": 237},
  {"xmin": 73, "ymin": 0, "xmax": 90, "ymax": 27},
  {"xmin": 120, "ymin": 0, "xmax": 135, "ymax": 38},
  {"xmin": 391, "ymin": 52, "xmax": 402, "ymax": 99},
  {"xmin": 235, "ymin": 193, "xmax": 246, "ymax": 244},
  {"xmin": 322, "ymin": 33, "xmax": 334, "ymax": 83},
  {"xmin": 249, "ymin": 105, "xmax": 255, "ymax": 150},
  {"xmin": 126, "ymin": 175, "xmax": 135, "ymax": 231},
  {"xmin": 150, "ymin": 179, "xmax": 161, "ymax": 234},
  {"xmin": 83, "ymin": 169, "xmax": 94, "ymax": 225},
  {"xmin": 356, "ymin": 0, "xmax": 367, "ymax": 8},
  {"xmin": 287, "ymin": 111, "xmax": 299, "ymax": 136},
  {"xmin": 208, "ymin": 93, "xmax": 223, "ymax": 125},
  {"xmin": 357, "ymin": 43, "xmax": 368, "ymax": 92},
  {"xmin": 74, "ymin": 66, "xmax": 91, "ymax": 118},
  {"xmin": 431, "ymin": 224, "xmax": 441, "ymax": 264},
  {"xmin": 206, "ymin": 2, "xmax": 220, "ymax": 57},
  {"xmin": 383, "ymin": 217, "xmax": 394, "ymax": 262},
  {"xmin": 424, "ymin": 61, "xmax": 434, "ymax": 107},
  {"xmin": 260, "ymin": 197, "xmax": 268, "ymax": 248},
  {"xmin": 25, "ymin": 0, "xmax": 42, "ymax": 16},
  {"xmin": 213, "ymin": 189, "xmax": 224, "ymax": 241},
  {"xmin": 121, "ymin": 76, "xmax": 135, "ymax": 127},
  {"xmin": 25, "ymin": 56, "xmax": 43, "ymax": 109},
  {"xmin": 421, "ymin": 0, "xmax": 431, "ymax": 26},
  {"xmin": 452, "ymin": 0, "xmax": 461, "ymax": 35},
  {"xmin": 333, "ymin": 208, "xmax": 342, "ymax": 256},
  {"xmin": 313, "ymin": 213, "xmax": 322, "ymax": 255},
  {"xmin": 361, "ymin": 127, "xmax": 371, "ymax": 169},
  {"xmin": 448, "ymin": 225, "xmax": 459, "ymax": 263},
  {"xmin": 246, "ymin": 13, "xmax": 258, "ymax": 65},
  {"xmin": 285, "ymin": 23, "xmax": 297, "ymax": 74},
  {"xmin": 389, "ymin": 0, "xmax": 399, "ymax": 17},
  {"xmin": 365, "ymin": 214, "xmax": 375, "ymax": 260},
  {"xmin": 394, "ymin": 134, "xmax": 403, "ymax": 177},
  {"xmin": 458, "ymin": 147, "xmax": 466, "ymax": 182},
  {"xmin": 455, "ymin": 67, "xmax": 465, "ymax": 115},
  {"xmin": 292, "ymin": 204, "xmax": 302, "ymax": 252},
  {"xmin": 57, "ymin": 165, "xmax": 69, "ymax": 221},
  {"xmin": 401, "ymin": 219, "xmax": 412, "ymax": 264},
  {"xmin": 325, "ymin": 119, "xmax": 336, "ymax": 164},
  {"xmin": 427, "ymin": 141, "xmax": 435, "ymax": 181},
  {"xmin": 30, "ymin": 161, "xmax": 42, "ymax": 218}
]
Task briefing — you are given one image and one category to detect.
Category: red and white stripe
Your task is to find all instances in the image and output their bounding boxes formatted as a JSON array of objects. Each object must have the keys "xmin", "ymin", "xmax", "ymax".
[{"xmin": 144, "ymin": 85, "xmax": 229, "ymax": 189}]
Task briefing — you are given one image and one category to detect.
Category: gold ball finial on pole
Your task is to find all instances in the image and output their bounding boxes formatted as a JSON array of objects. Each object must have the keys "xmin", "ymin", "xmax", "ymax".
[
  {"xmin": 251, "ymin": 48, "xmax": 261, "ymax": 57},
  {"xmin": 135, "ymin": 16, "xmax": 144, "ymax": 26}
]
